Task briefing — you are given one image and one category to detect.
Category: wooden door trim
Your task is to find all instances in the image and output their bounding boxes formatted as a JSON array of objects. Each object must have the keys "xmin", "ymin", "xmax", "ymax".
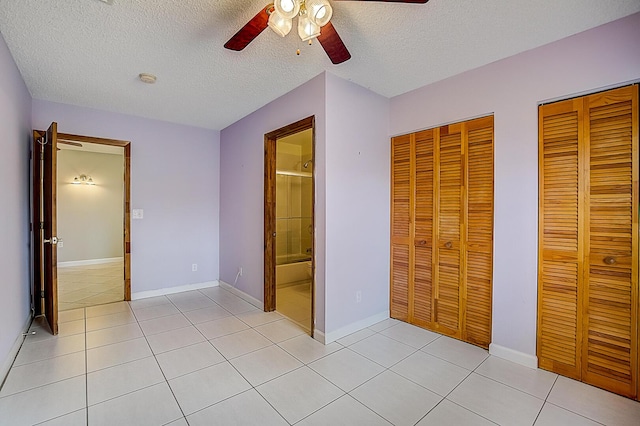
[
  {"xmin": 264, "ymin": 117, "xmax": 315, "ymax": 335},
  {"xmin": 35, "ymin": 131, "xmax": 132, "ymax": 301},
  {"xmin": 32, "ymin": 131, "xmax": 44, "ymax": 317}
]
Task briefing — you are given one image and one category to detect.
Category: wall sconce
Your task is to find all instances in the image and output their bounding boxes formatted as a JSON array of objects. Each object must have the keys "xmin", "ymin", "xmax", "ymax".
[{"xmin": 72, "ymin": 174, "xmax": 95, "ymax": 185}]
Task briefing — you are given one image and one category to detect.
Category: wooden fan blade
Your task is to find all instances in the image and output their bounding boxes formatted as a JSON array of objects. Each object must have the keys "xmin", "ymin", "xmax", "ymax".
[
  {"xmin": 224, "ymin": 4, "xmax": 272, "ymax": 51},
  {"xmin": 317, "ymin": 22, "xmax": 351, "ymax": 65}
]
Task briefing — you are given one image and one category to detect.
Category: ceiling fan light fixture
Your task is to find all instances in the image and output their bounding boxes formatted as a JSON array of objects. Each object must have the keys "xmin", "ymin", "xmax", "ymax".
[
  {"xmin": 298, "ymin": 15, "xmax": 320, "ymax": 42},
  {"xmin": 305, "ymin": 0, "xmax": 332, "ymax": 27},
  {"xmin": 268, "ymin": 10, "xmax": 292, "ymax": 37},
  {"xmin": 274, "ymin": 0, "xmax": 300, "ymax": 20}
]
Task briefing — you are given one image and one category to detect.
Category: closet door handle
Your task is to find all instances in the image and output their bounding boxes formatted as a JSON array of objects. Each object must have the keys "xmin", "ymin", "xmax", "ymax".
[
  {"xmin": 419, "ymin": 240, "xmax": 427, "ymax": 245},
  {"xmin": 445, "ymin": 241, "xmax": 452, "ymax": 249},
  {"xmin": 603, "ymin": 256, "xmax": 616, "ymax": 265}
]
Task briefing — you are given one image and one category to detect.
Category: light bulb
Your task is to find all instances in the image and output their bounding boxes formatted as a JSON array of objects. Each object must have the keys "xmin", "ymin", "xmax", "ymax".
[
  {"xmin": 268, "ymin": 11, "xmax": 292, "ymax": 37},
  {"xmin": 274, "ymin": 0, "xmax": 300, "ymax": 20},
  {"xmin": 298, "ymin": 15, "xmax": 320, "ymax": 41},
  {"xmin": 305, "ymin": 0, "xmax": 332, "ymax": 27}
]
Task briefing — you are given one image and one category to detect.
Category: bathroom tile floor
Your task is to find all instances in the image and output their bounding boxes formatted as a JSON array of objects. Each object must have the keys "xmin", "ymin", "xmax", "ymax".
[
  {"xmin": 276, "ymin": 282, "xmax": 311, "ymax": 333},
  {"xmin": 2, "ymin": 286, "xmax": 640, "ymax": 425},
  {"xmin": 57, "ymin": 261, "xmax": 124, "ymax": 311}
]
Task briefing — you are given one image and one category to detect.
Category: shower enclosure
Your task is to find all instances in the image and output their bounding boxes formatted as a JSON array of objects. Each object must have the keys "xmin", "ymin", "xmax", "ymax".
[{"xmin": 276, "ymin": 170, "xmax": 312, "ymax": 268}]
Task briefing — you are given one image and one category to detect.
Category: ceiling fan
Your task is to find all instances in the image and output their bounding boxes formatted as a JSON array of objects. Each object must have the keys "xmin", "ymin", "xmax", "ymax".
[{"xmin": 224, "ymin": 0, "xmax": 429, "ymax": 65}]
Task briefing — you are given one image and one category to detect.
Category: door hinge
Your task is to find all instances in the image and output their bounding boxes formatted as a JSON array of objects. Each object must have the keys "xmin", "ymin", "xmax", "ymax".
[
  {"xmin": 40, "ymin": 291, "xmax": 45, "ymax": 298},
  {"xmin": 40, "ymin": 222, "xmax": 44, "ymax": 230}
]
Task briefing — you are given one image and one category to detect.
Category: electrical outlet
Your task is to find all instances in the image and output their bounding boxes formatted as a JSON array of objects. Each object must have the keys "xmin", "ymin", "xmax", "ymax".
[
  {"xmin": 192, "ymin": 264, "xmax": 197, "ymax": 272},
  {"xmin": 356, "ymin": 291, "xmax": 362, "ymax": 303}
]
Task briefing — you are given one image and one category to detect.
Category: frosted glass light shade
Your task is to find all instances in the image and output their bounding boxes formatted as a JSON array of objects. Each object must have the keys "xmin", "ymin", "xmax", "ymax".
[
  {"xmin": 305, "ymin": 0, "xmax": 332, "ymax": 27},
  {"xmin": 274, "ymin": 0, "xmax": 300, "ymax": 20},
  {"xmin": 268, "ymin": 11, "xmax": 292, "ymax": 37},
  {"xmin": 298, "ymin": 15, "xmax": 320, "ymax": 41}
]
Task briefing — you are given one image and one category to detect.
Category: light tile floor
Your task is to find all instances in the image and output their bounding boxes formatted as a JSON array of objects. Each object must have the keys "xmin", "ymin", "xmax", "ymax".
[
  {"xmin": 276, "ymin": 282, "xmax": 311, "ymax": 332},
  {"xmin": 57, "ymin": 261, "xmax": 124, "ymax": 311},
  {"xmin": 2, "ymin": 286, "xmax": 640, "ymax": 425}
]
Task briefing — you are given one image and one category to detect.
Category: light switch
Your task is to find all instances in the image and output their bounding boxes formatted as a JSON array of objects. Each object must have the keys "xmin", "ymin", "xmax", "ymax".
[{"xmin": 132, "ymin": 209, "xmax": 144, "ymax": 219}]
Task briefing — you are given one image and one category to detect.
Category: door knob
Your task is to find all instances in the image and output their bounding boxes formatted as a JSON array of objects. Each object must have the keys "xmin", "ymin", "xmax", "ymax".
[
  {"xmin": 44, "ymin": 236, "xmax": 58, "ymax": 245},
  {"xmin": 445, "ymin": 241, "xmax": 452, "ymax": 249},
  {"xmin": 603, "ymin": 256, "xmax": 616, "ymax": 265}
]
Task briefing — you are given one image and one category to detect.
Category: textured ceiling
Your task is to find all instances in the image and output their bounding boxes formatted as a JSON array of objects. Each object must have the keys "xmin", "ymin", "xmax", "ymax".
[{"xmin": 1, "ymin": 0, "xmax": 638, "ymax": 131}]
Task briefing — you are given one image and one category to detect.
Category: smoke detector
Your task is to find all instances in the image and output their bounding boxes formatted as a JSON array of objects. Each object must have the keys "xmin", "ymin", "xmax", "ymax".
[{"xmin": 139, "ymin": 73, "xmax": 157, "ymax": 84}]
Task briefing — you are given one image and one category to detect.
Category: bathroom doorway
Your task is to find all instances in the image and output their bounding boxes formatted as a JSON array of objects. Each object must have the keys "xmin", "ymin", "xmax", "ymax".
[
  {"xmin": 56, "ymin": 141, "xmax": 125, "ymax": 311},
  {"xmin": 264, "ymin": 117, "xmax": 314, "ymax": 335},
  {"xmin": 32, "ymin": 126, "xmax": 131, "ymax": 334}
]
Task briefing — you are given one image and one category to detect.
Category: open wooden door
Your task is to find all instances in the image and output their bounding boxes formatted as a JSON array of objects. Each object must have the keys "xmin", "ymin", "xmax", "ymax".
[
  {"xmin": 33, "ymin": 123, "xmax": 59, "ymax": 335},
  {"xmin": 264, "ymin": 116, "xmax": 315, "ymax": 335}
]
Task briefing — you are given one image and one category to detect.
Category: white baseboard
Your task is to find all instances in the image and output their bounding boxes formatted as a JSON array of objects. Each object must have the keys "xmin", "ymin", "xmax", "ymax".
[
  {"xmin": 218, "ymin": 281, "xmax": 263, "ymax": 309},
  {"xmin": 313, "ymin": 329, "xmax": 326, "ymax": 344},
  {"xmin": 489, "ymin": 343, "xmax": 538, "ymax": 369},
  {"xmin": 131, "ymin": 281, "xmax": 218, "ymax": 300},
  {"xmin": 322, "ymin": 311, "xmax": 390, "ymax": 344},
  {"xmin": 58, "ymin": 257, "xmax": 123, "ymax": 268},
  {"xmin": 1, "ymin": 313, "xmax": 32, "ymax": 388}
]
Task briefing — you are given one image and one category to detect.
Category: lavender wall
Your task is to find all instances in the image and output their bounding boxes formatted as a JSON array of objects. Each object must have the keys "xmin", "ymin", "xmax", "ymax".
[
  {"xmin": 220, "ymin": 72, "xmax": 390, "ymax": 340},
  {"xmin": 0, "ymin": 32, "xmax": 32, "ymax": 377},
  {"xmin": 390, "ymin": 13, "xmax": 640, "ymax": 360},
  {"xmin": 219, "ymin": 73, "xmax": 327, "ymax": 331},
  {"xmin": 324, "ymin": 73, "xmax": 390, "ymax": 336},
  {"xmin": 32, "ymin": 100, "xmax": 221, "ymax": 294}
]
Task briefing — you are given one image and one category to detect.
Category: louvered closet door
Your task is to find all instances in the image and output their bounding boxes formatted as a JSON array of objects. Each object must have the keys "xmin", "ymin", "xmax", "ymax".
[
  {"xmin": 413, "ymin": 129, "xmax": 435, "ymax": 326},
  {"xmin": 464, "ymin": 117, "xmax": 494, "ymax": 348},
  {"xmin": 538, "ymin": 98, "xmax": 584, "ymax": 380},
  {"xmin": 538, "ymin": 85, "xmax": 638, "ymax": 399},
  {"xmin": 583, "ymin": 86, "xmax": 638, "ymax": 398},
  {"xmin": 434, "ymin": 124, "xmax": 463, "ymax": 335},
  {"xmin": 391, "ymin": 135, "xmax": 413, "ymax": 321}
]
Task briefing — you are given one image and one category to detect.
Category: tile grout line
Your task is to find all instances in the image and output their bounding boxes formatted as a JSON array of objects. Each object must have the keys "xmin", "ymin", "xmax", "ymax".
[
  {"xmin": 202, "ymin": 287, "xmax": 344, "ymax": 424},
  {"xmin": 404, "ymin": 342, "xmax": 484, "ymax": 425},
  {"xmin": 192, "ymin": 287, "xmax": 299, "ymax": 424},
  {"xmin": 416, "ymin": 350, "xmax": 493, "ymax": 424},
  {"xmin": 11, "ymin": 290, "xmax": 638, "ymax": 425},
  {"xmin": 530, "ymin": 371, "xmax": 559, "ymax": 426},
  {"xmin": 542, "ymin": 375, "xmax": 607, "ymax": 426},
  {"xmin": 129, "ymin": 297, "xmax": 191, "ymax": 425}
]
